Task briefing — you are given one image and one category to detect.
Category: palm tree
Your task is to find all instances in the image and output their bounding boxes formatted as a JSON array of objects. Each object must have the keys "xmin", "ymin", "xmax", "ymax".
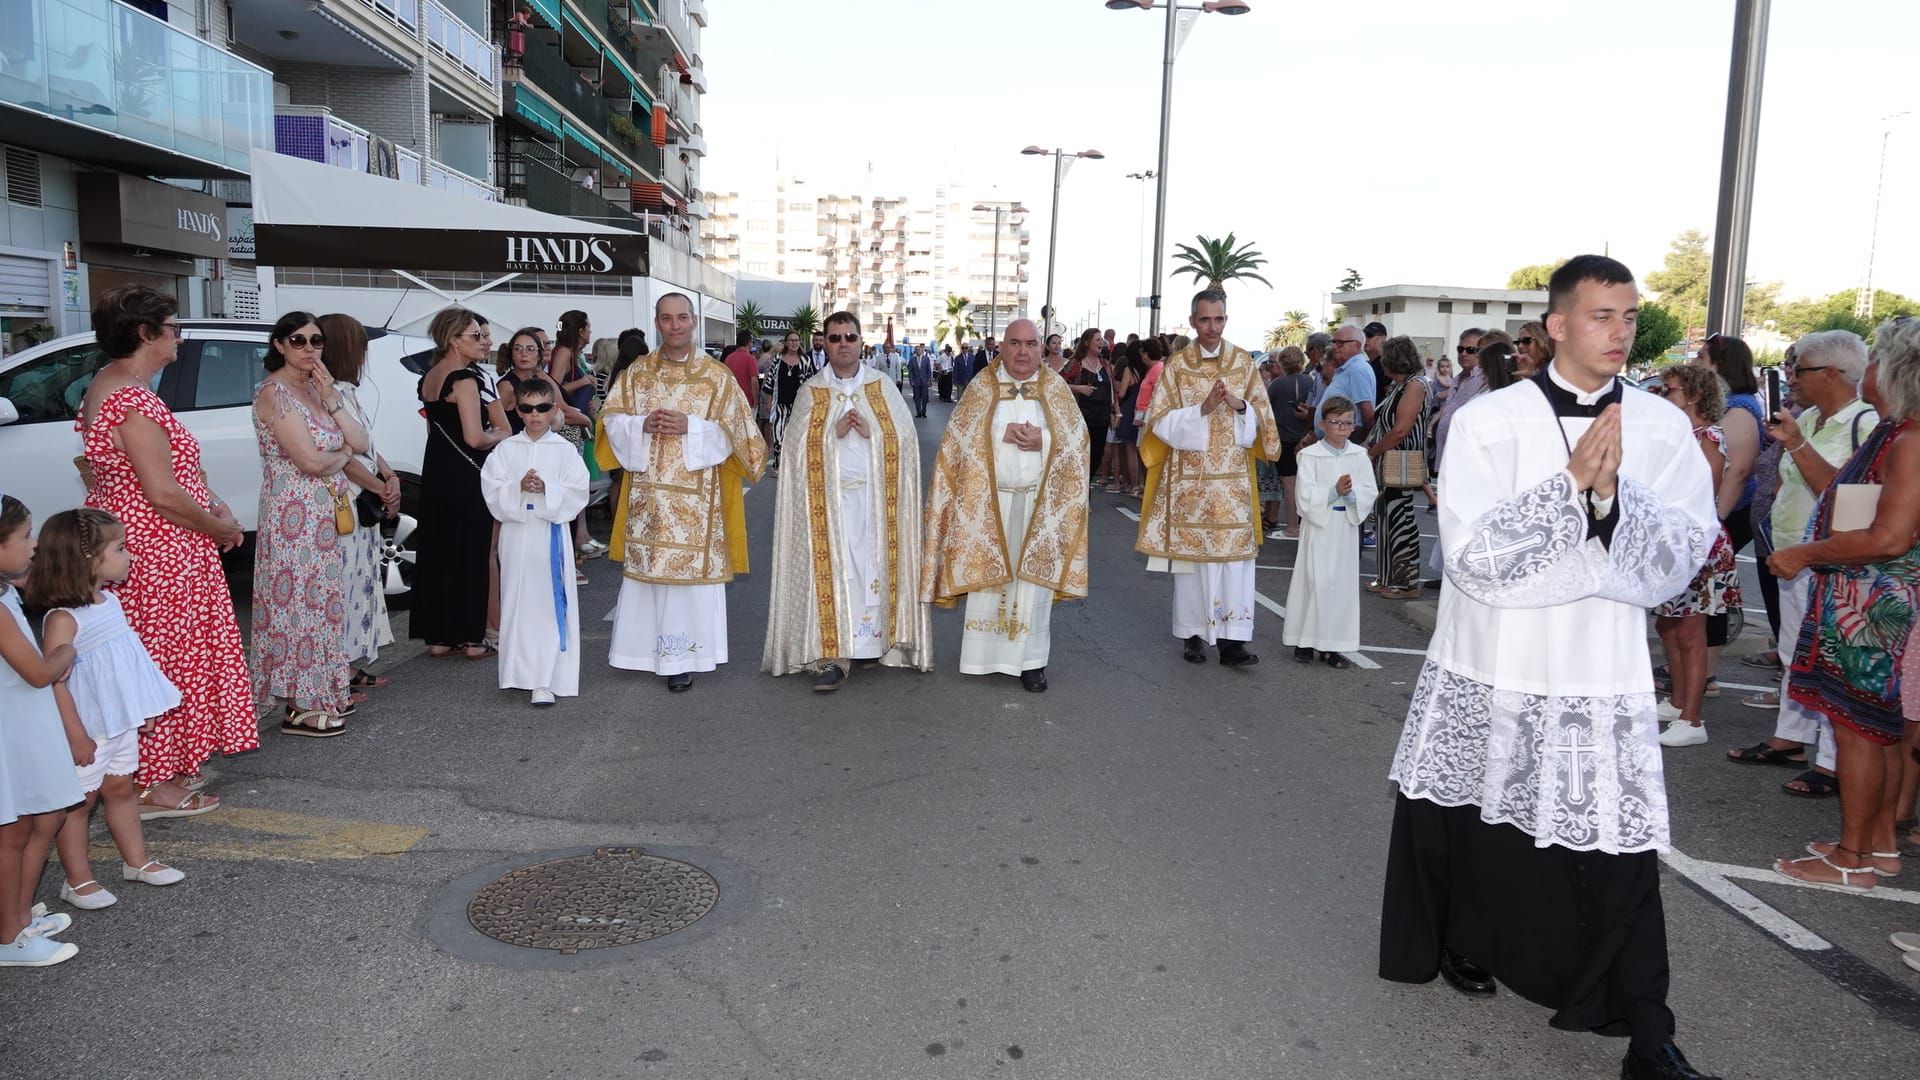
[
  {"xmin": 1263, "ymin": 325, "xmax": 1290, "ymax": 351},
  {"xmin": 736, "ymin": 301, "xmax": 765, "ymax": 340},
  {"xmin": 1262, "ymin": 309, "xmax": 1315, "ymax": 351},
  {"xmin": 934, "ymin": 294, "xmax": 976, "ymax": 350},
  {"xmin": 1170, "ymin": 233, "xmax": 1272, "ymax": 291},
  {"xmin": 789, "ymin": 304, "xmax": 820, "ymax": 342}
]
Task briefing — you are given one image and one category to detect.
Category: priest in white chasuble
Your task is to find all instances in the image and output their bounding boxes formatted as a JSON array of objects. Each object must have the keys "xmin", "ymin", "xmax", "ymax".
[
  {"xmin": 1135, "ymin": 288, "xmax": 1282, "ymax": 667},
  {"xmin": 593, "ymin": 292, "xmax": 766, "ymax": 693},
  {"xmin": 922, "ymin": 319, "xmax": 1089, "ymax": 693},
  {"xmin": 763, "ymin": 311, "xmax": 932, "ymax": 690},
  {"xmin": 1378, "ymin": 257, "xmax": 1722, "ymax": 1080}
]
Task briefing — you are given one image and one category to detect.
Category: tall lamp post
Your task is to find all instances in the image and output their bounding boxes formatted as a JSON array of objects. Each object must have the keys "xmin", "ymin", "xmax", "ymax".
[
  {"xmin": 1105, "ymin": 0, "xmax": 1252, "ymax": 336},
  {"xmin": 972, "ymin": 202, "xmax": 1028, "ymax": 341},
  {"xmin": 1125, "ymin": 169, "xmax": 1155, "ymax": 332},
  {"xmin": 1022, "ymin": 145, "xmax": 1104, "ymax": 338}
]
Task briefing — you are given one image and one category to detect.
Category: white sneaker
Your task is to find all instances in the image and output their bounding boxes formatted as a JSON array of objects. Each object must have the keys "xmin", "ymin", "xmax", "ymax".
[
  {"xmin": 1891, "ymin": 931, "xmax": 1920, "ymax": 953},
  {"xmin": 1659, "ymin": 721, "xmax": 1709, "ymax": 747},
  {"xmin": 1656, "ymin": 698, "xmax": 1683, "ymax": 721},
  {"xmin": 61, "ymin": 880, "xmax": 117, "ymax": 909},
  {"xmin": 531, "ymin": 688, "xmax": 556, "ymax": 706},
  {"xmin": 122, "ymin": 861, "xmax": 185, "ymax": 886},
  {"xmin": 0, "ymin": 931, "xmax": 77, "ymax": 967}
]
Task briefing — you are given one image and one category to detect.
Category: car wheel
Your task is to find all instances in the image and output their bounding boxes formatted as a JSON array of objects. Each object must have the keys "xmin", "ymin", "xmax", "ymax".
[{"xmin": 379, "ymin": 475, "xmax": 422, "ymax": 610}]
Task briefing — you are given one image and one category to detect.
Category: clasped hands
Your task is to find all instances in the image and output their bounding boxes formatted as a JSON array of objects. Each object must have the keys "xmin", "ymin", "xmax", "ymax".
[
  {"xmin": 519, "ymin": 468, "xmax": 545, "ymax": 494},
  {"xmin": 1001, "ymin": 421, "xmax": 1043, "ymax": 452},
  {"xmin": 835, "ymin": 409, "xmax": 871, "ymax": 439},
  {"xmin": 1566, "ymin": 404, "xmax": 1622, "ymax": 501},
  {"xmin": 1198, "ymin": 379, "xmax": 1245, "ymax": 417},
  {"xmin": 643, "ymin": 408, "xmax": 689, "ymax": 436}
]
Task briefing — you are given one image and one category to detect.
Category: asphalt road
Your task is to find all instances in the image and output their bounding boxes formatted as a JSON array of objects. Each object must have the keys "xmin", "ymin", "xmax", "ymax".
[{"xmin": 3, "ymin": 393, "xmax": 1917, "ymax": 1080}]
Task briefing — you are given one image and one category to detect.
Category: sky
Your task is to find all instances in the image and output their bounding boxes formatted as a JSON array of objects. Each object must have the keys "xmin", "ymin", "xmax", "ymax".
[{"xmin": 699, "ymin": 0, "xmax": 1920, "ymax": 338}]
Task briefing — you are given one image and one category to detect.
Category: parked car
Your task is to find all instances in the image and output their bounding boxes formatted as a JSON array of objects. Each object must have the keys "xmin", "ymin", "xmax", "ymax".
[{"xmin": 0, "ymin": 320, "xmax": 436, "ymax": 603}]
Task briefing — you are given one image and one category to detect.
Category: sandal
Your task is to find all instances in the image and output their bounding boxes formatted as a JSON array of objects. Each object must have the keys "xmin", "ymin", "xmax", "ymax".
[
  {"xmin": 1805, "ymin": 841, "xmax": 1902, "ymax": 878},
  {"xmin": 1726, "ymin": 740, "xmax": 1807, "ymax": 767},
  {"xmin": 464, "ymin": 641, "xmax": 498, "ymax": 660},
  {"xmin": 349, "ymin": 668, "xmax": 390, "ymax": 690},
  {"xmin": 1774, "ymin": 850, "xmax": 1878, "ymax": 892},
  {"xmin": 137, "ymin": 786, "xmax": 220, "ymax": 820},
  {"xmin": 1782, "ymin": 769, "xmax": 1840, "ymax": 799},
  {"xmin": 1322, "ymin": 652, "xmax": 1351, "ymax": 670},
  {"xmin": 426, "ymin": 645, "xmax": 463, "ymax": 659},
  {"xmin": 1377, "ymin": 588, "xmax": 1422, "ymax": 600},
  {"xmin": 280, "ymin": 708, "xmax": 346, "ymax": 738}
]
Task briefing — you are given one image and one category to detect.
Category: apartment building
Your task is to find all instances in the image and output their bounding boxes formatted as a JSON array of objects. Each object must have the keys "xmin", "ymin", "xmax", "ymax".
[
  {"xmin": 704, "ymin": 177, "xmax": 1031, "ymax": 345},
  {"xmin": 1333, "ymin": 283, "xmax": 1549, "ymax": 360}
]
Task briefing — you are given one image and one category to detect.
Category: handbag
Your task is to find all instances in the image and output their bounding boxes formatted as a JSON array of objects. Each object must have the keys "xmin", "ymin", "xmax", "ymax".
[
  {"xmin": 1832, "ymin": 483, "xmax": 1882, "ymax": 532},
  {"xmin": 1380, "ymin": 448, "xmax": 1428, "ymax": 489},
  {"xmin": 330, "ymin": 484, "xmax": 356, "ymax": 536},
  {"xmin": 354, "ymin": 487, "xmax": 389, "ymax": 528}
]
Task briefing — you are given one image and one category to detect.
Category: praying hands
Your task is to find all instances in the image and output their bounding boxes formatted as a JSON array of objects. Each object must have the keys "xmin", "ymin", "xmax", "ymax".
[
  {"xmin": 644, "ymin": 408, "xmax": 689, "ymax": 436},
  {"xmin": 1002, "ymin": 421, "xmax": 1043, "ymax": 452}
]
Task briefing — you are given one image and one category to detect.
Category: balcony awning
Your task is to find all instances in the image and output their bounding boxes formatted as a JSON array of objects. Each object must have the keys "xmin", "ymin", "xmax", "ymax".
[
  {"xmin": 511, "ymin": 92, "xmax": 564, "ymax": 140},
  {"xmin": 251, "ymin": 149, "xmax": 647, "ymax": 276},
  {"xmin": 523, "ymin": 0, "xmax": 561, "ymax": 29}
]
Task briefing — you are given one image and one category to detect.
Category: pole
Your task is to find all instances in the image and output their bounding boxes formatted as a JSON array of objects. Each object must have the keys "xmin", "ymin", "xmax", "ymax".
[
  {"xmin": 1148, "ymin": 1, "xmax": 1176, "ymax": 336},
  {"xmin": 1044, "ymin": 151, "xmax": 1064, "ymax": 338},
  {"xmin": 1855, "ymin": 116, "xmax": 1906, "ymax": 320},
  {"xmin": 1706, "ymin": 0, "xmax": 1770, "ymax": 338},
  {"xmin": 989, "ymin": 206, "xmax": 1002, "ymax": 340}
]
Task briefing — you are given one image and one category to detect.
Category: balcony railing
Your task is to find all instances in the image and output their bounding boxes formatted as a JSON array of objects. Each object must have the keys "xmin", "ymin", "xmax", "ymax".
[
  {"xmin": 0, "ymin": 0, "xmax": 272, "ymax": 174},
  {"xmin": 423, "ymin": 0, "xmax": 499, "ymax": 89},
  {"xmin": 425, "ymin": 158, "xmax": 497, "ymax": 202},
  {"xmin": 513, "ymin": 153, "xmax": 636, "ymax": 225},
  {"xmin": 275, "ymin": 105, "xmax": 493, "ymax": 200},
  {"xmin": 518, "ymin": 37, "xmax": 607, "ymax": 136},
  {"xmin": 362, "ymin": 0, "xmax": 418, "ymax": 28}
]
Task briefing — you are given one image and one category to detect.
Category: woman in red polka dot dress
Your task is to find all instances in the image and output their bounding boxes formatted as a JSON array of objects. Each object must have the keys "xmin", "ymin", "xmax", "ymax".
[{"xmin": 78, "ymin": 286, "xmax": 255, "ymax": 818}]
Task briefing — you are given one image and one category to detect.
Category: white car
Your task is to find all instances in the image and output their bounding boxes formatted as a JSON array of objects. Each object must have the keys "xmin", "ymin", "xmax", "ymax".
[{"xmin": 0, "ymin": 320, "xmax": 437, "ymax": 600}]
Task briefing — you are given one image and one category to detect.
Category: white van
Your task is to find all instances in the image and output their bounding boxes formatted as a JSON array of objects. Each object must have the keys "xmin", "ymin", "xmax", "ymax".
[{"xmin": 0, "ymin": 320, "xmax": 436, "ymax": 600}]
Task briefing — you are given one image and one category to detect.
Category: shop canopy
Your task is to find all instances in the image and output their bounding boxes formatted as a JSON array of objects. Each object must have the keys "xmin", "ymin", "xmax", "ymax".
[{"xmin": 250, "ymin": 149, "xmax": 649, "ymax": 277}]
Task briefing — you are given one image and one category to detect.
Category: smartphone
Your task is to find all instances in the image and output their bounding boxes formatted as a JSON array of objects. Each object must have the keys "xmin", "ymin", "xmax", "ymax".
[{"xmin": 1764, "ymin": 367, "xmax": 1783, "ymax": 418}]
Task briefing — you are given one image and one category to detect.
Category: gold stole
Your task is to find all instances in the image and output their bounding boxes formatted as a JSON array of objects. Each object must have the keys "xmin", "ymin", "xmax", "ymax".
[{"xmin": 802, "ymin": 378, "xmax": 901, "ymax": 658}]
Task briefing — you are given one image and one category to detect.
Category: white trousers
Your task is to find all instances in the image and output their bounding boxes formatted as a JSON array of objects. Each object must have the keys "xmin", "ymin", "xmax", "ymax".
[{"xmin": 1772, "ymin": 570, "xmax": 1836, "ymax": 770}]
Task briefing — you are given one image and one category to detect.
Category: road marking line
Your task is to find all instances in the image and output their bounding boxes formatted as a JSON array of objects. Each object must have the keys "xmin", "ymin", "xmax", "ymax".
[
  {"xmin": 1116, "ymin": 507, "xmax": 1140, "ymax": 521},
  {"xmin": 119, "ymin": 808, "xmax": 429, "ymax": 864},
  {"xmin": 1699, "ymin": 855, "xmax": 1920, "ymax": 905},
  {"xmin": 1661, "ymin": 848, "xmax": 1832, "ymax": 950},
  {"xmin": 1716, "ymin": 680, "xmax": 1774, "ymax": 693}
]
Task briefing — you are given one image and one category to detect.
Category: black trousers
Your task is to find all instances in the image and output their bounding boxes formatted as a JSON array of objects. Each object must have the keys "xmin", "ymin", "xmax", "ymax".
[{"xmin": 1086, "ymin": 423, "xmax": 1108, "ymax": 478}]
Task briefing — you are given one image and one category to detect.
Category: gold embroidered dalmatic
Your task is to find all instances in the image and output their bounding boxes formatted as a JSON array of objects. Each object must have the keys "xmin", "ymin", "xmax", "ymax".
[
  {"xmin": 921, "ymin": 361, "xmax": 1090, "ymax": 605},
  {"xmin": 1135, "ymin": 341, "xmax": 1282, "ymax": 562},
  {"xmin": 762, "ymin": 367, "xmax": 933, "ymax": 675},
  {"xmin": 593, "ymin": 350, "xmax": 766, "ymax": 584}
]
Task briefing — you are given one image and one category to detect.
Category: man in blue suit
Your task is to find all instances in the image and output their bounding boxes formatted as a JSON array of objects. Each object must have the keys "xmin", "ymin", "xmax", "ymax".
[{"xmin": 908, "ymin": 345, "xmax": 933, "ymax": 417}]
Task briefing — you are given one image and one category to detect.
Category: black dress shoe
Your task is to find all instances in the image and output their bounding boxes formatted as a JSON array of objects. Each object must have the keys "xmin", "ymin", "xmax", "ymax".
[
  {"xmin": 1218, "ymin": 641, "xmax": 1258, "ymax": 667},
  {"xmin": 1621, "ymin": 1043, "xmax": 1719, "ymax": 1080},
  {"xmin": 1019, "ymin": 667, "xmax": 1048, "ymax": 692},
  {"xmin": 812, "ymin": 666, "xmax": 846, "ymax": 692},
  {"xmin": 853, "ymin": 659, "xmax": 881, "ymax": 670},
  {"xmin": 666, "ymin": 672, "xmax": 694, "ymax": 692},
  {"xmin": 1182, "ymin": 635, "xmax": 1206, "ymax": 663},
  {"xmin": 1436, "ymin": 949, "xmax": 1496, "ymax": 997},
  {"xmin": 1294, "ymin": 646, "xmax": 1316, "ymax": 663}
]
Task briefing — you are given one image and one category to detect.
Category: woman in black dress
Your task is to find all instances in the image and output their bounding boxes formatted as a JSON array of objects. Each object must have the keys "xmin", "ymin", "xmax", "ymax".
[
  {"xmin": 1065, "ymin": 329, "xmax": 1112, "ymax": 481},
  {"xmin": 770, "ymin": 330, "xmax": 812, "ymax": 469},
  {"xmin": 413, "ymin": 306, "xmax": 507, "ymax": 657}
]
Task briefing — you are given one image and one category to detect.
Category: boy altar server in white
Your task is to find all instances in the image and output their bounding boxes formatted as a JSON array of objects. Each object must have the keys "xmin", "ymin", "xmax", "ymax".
[
  {"xmin": 481, "ymin": 377, "xmax": 590, "ymax": 705},
  {"xmin": 1378, "ymin": 257, "xmax": 1721, "ymax": 1080},
  {"xmin": 763, "ymin": 311, "xmax": 932, "ymax": 689},
  {"xmin": 1282, "ymin": 394, "xmax": 1375, "ymax": 668}
]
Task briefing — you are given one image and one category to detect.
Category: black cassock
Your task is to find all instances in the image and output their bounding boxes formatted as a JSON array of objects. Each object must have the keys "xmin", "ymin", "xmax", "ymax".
[{"xmin": 1378, "ymin": 369, "xmax": 1719, "ymax": 1057}]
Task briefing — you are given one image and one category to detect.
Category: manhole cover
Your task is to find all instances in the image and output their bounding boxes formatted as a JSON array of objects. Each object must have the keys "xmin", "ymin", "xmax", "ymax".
[{"xmin": 466, "ymin": 847, "xmax": 720, "ymax": 954}]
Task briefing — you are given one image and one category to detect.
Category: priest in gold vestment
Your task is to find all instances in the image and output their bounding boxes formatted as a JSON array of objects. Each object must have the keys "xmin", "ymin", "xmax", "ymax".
[
  {"xmin": 595, "ymin": 293, "xmax": 766, "ymax": 692},
  {"xmin": 763, "ymin": 311, "xmax": 932, "ymax": 690},
  {"xmin": 922, "ymin": 319, "xmax": 1089, "ymax": 693},
  {"xmin": 1135, "ymin": 288, "xmax": 1282, "ymax": 666}
]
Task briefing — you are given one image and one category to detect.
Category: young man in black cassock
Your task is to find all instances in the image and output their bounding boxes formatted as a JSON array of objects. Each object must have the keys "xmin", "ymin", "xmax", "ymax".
[{"xmin": 1378, "ymin": 256, "xmax": 1723, "ymax": 1080}]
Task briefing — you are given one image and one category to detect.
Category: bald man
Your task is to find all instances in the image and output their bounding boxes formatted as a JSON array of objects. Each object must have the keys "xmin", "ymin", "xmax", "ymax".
[{"xmin": 922, "ymin": 318, "xmax": 1090, "ymax": 692}]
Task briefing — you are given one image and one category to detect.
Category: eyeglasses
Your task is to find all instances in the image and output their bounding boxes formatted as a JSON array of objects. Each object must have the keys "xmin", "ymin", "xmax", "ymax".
[
  {"xmin": 1332, "ymin": 338, "xmax": 1361, "ymax": 347},
  {"xmin": 516, "ymin": 402, "xmax": 554, "ymax": 414},
  {"xmin": 1457, "ymin": 345, "xmax": 1478, "ymax": 355},
  {"xmin": 1792, "ymin": 365, "xmax": 1831, "ymax": 374},
  {"xmin": 826, "ymin": 333, "xmax": 859, "ymax": 344},
  {"xmin": 1647, "ymin": 385, "xmax": 1672, "ymax": 396},
  {"xmin": 283, "ymin": 333, "xmax": 325, "ymax": 350},
  {"xmin": 1515, "ymin": 336, "xmax": 1533, "ymax": 347},
  {"xmin": 159, "ymin": 320, "xmax": 181, "ymax": 338},
  {"xmin": 463, "ymin": 331, "xmax": 490, "ymax": 342},
  {"xmin": 1324, "ymin": 419, "xmax": 1355, "ymax": 429},
  {"xmin": 511, "ymin": 344, "xmax": 540, "ymax": 354}
]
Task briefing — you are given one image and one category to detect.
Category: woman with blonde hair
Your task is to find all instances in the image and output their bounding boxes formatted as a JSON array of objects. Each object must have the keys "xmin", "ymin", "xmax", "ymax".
[
  {"xmin": 1513, "ymin": 320, "xmax": 1553, "ymax": 377},
  {"xmin": 1651, "ymin": 363, "xmax": 1739, "ymax": 747}
]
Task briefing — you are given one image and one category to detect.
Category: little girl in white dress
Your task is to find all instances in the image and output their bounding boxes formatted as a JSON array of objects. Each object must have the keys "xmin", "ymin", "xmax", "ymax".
[{"xmin": 27, "ymin": 509, "xmax": 185, "ymax": 910}]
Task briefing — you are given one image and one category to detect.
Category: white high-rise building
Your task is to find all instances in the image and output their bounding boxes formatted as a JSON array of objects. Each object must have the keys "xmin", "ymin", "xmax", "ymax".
[{"xmin": 705, "ymin": 177, "xmax": 1030, "ymax": 345}]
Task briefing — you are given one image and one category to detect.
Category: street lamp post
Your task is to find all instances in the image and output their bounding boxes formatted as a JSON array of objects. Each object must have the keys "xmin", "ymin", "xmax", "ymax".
[
  {"xmin": 1023, "ymin": 145, "xmax": 1104, "ymax": 338},
  {"xmin": 972, "ymin": 202, "xmax": 1028, "ymax": 341},
  {"xmin": 1125, "ymin": 169, "xmax": 1155, "ymax": 332},
  {"xmin": 1105, "ymin": 0, "xmax": 1252, "ymax": 336}
]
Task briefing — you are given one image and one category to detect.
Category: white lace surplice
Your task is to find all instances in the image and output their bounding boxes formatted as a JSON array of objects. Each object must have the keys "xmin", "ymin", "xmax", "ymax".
[{"xmin": 1389, "ymin": 382, "xmax": 1717, "ymax": 854}]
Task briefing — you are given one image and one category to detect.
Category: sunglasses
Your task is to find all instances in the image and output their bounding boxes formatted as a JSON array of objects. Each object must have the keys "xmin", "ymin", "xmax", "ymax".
[
  {"xmin": 1515, "ymin": 336, "xmax": 1533, "ymax": 346},
  {"xmin": 282, "ymin": 333, "xmax": 325, "ymax": 350},
  {"xmin": 1792, "ymin": 365, "xmax": 1831, "ymax": 374},
  {"xmin": 826, "ymin": 333, "xmax": 859, "ymax": 344},
  {"xmin": 517, "ymin": 402, "xmax": 554, "ymax": 414},
  {"xmin": 1458, "ymin": 345, "xmax": 1478, "ymax": 355}
]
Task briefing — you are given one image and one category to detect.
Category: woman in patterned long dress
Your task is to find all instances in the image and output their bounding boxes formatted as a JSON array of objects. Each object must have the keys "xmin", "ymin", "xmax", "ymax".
[
  {"xmin": 1769, "ymin": 317, "xmax": 1920, "ymax": 890},
  {"xmin": 1364, "ymin": 336, "xmax": 1432, "ymax": 598},
  {"xmin": 1651, "ymin": 365, "xmax": 1740, "ymax": 746},
  {"xmin": 78, "ymin": 286, "xmax": 252, "ymax": 817},
  {"xmin": 319, "ymin": 314, "xmax": 398, "ymax": 694},
  {"xmin": 251, "ymin": 312, "xmax": 369, "ymax": 736}
]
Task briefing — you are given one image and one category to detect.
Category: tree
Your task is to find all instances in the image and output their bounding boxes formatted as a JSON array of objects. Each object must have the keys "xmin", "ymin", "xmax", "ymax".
[
  {"xmin": 1771, "ymin": 289, "xmax": 1920, "ymax": 340},
  {"xmin": 1170, "ymin": 233, "xmax": 1272, "ymax": 291},
  {"xmin": 1337, "ymin": 268, "xmax": 1363, "ymax": 293},
  {"xmin": 1326, "ymin": 304, "xmax": 1347, "ymax": 331},
  {"xmin": 1628, "ymin": 300, "xmax": 1685, "ymax": 370},
  {"xmin": 789, "ymin": 304, "xmax": 820, "ymax": 342},
  {"xmin": 1506, "ymin": 262, "xmax": 1561, "ymax": 290},
  {"xmin": 1263, "ymin": 309, "xmax": 1314, "ymax": 350},
  {"xmin": 1645, "ymin": 229, "xmax": 1710, "ymax": 335},
  {"xmin": 736, "ymin": 300, "xmax": 764, "ymax": 340},
  {"xmin": 934, "ymin": 294, "xmax": 975, "ymax": 349}
]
